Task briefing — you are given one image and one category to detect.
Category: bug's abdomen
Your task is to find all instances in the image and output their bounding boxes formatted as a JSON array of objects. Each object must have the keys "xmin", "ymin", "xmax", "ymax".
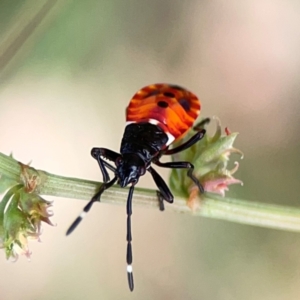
[{"xmin": 126, "ymin": 84, "xmax": 201, "ymax": 142}]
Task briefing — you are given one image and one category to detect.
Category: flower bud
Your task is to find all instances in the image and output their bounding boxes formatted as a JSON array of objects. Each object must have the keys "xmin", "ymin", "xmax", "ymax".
[
  {"xmin": 169, "ymin": 117, "xmax": 243, "ymax": 210},
  {"xmin": 0, "ymin": 163, "xmax": 53, "ymax": 260}
]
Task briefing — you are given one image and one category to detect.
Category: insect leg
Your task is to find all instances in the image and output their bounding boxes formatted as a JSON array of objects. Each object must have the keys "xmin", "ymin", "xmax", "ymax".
[
  {"xmin": 163, "ymin": 118, "xmax": 210, "ymax": 155},
  {"xmin": 91, "ymin": 147, "xmax": 120, "ymax": 182},
  {"xmin": 148, "ymin": 166, "xmax": 174, "ymax": 211},
  {"xmin": 193, "ymin": 117, "xmax": 211, "ymax": 130},
  {"xmin": 126, "ymin": 185, "xmax": 135, "ymax": 291},
  {"xmin": 66, "ymin": 176, "xmax": 118, "ymax": 235},
  {"xmin": 154, "ymin": 160, "xmax": 204, "ymax": 193}
]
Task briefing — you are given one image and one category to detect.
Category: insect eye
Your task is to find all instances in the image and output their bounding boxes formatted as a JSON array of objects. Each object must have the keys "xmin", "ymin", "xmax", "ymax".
[
  {"xmin": 116, "ymin": 157, "xmax": 123, "ymax": 166},
  {"xmin": 139, "ymin": 166, "xmax": 146, "ymax": 176}
]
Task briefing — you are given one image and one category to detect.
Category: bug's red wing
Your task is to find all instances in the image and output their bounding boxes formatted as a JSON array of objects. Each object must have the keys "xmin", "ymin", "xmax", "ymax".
[{"xmin": 126, "ymin": 84, "xmax": 201, "ymax": 143}]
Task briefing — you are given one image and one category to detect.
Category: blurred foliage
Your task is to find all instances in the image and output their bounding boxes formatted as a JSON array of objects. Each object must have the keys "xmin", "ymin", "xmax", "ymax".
[
  {"xmin": 1, "ymin": 1, "xmax": 300, "ymax": 300},
  {"xmin": 22, "ymin": 1, "xmax": 116, "ymax": 73}
]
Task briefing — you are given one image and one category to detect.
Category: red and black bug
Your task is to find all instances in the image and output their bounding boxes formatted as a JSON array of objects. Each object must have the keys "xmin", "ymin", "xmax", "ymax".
[{"xmin": 66, "ymin": 83, "xmax": 210, "ymax": 291}]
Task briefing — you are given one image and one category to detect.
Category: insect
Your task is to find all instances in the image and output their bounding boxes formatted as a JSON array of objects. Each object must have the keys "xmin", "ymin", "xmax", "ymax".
[{"xmin": 66, "ymin": 83, "xmax": 210, "ymax": 291}]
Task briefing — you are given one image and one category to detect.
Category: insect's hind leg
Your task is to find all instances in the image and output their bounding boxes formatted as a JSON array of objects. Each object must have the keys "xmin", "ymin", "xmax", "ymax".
[
  {"xmin": 193, "ymin": 117, "xmax": 210, "ymax": 131},
  {"xmin": 163, "ymin": 118, "xmax": 210, "ymax": 156},
  {"xmin": 154, "ymin": 160, "xmax": 204, "ymax": 194},
  {"xmin": 148, "ymin": 166, "xmax": 174, "ymax": 211}
]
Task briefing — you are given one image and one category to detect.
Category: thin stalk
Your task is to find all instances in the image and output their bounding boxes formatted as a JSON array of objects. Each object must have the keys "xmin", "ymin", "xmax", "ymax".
[{"xmin": 1, "ymin": 152, "xmax": 300, "ymax": 232}]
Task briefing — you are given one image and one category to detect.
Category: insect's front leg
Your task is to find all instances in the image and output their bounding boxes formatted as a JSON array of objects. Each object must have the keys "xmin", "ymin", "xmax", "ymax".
[
  {"xmin": 91, "ymin": 147, "xmax": 121, "ymax": 183},
  {"xmin": 66, "ymin": 176, "xmax": 118, "ymax": 235},
  {"xmin": 147, "ymin": 166, "xmax": 174, "ymax": 211}
]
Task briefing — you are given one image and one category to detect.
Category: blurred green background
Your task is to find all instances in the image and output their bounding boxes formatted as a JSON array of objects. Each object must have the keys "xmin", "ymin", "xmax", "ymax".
[{"xmin": 1, "ymin": 0, "xmax": 300, "ymax": 299}]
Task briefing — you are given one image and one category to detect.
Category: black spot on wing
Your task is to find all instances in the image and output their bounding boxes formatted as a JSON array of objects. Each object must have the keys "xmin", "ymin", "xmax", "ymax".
[
  {"xmin": 157, "ymin": 101, "xmax": 168, "ymax": 108},
  {"xmin": 178, "ymin": 98, "xmax": 190, "ymax": 111},
  {"xmin": 163, "ymin": 91, "xmax": 175, "ymax": 98},
  {"xmin": 168, "ymin": 84, "xmax": 185, "ymax": 91},
  {"xmin": 145, "ymin": 90, "xmax": 160, "ymax": 98}
]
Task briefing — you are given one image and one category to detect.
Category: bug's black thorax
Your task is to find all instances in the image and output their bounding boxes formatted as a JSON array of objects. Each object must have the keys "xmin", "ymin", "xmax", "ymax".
[{"xmin": 120, "ymin": 123, "xmax": 169, "ymax": 164}]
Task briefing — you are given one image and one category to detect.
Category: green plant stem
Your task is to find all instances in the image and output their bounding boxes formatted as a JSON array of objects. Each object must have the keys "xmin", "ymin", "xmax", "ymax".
[{"xmin": 1, "ymin": 152, "xmax": 300, "ymax": 232}]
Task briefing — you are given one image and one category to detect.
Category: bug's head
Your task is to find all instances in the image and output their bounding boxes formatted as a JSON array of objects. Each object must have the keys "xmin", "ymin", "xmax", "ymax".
[{"xmin": 116, "ymin": 154, "xmax": 146, "ymax": 187}]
